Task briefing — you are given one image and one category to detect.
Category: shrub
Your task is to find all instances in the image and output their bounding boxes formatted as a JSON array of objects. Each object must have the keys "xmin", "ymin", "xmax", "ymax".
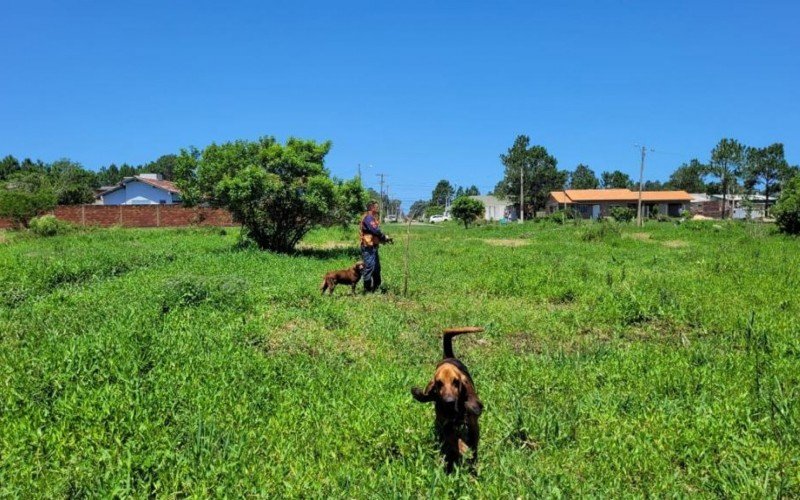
[
  {"xmin": 161, "ymin": 276, "xmax": 250, "ymax": 312},
  {"xmin": 28, "ymin": 215, "xmax": 74, "ymax": 237},
  {"xmin": 0, "ymin": 185, "xmax": 57, "ymax": 228},
  {"xmin": 610, "ymin": 206, "xmax": 635, "ymax": 222},
  {"xmin": 773, "ymin": 175, "xmax": 800, "ymax": 235},
  {"xmin": 546, "ymin": 208, "xmax": 579, "ymax": 224},
  {"xmin": 581, "ymin": 220, "xmax": 621, "ymax": 242},
  {"xmin": 175, "ymin": 137, "xmax": 365, "ymax": 252},
  {"xmin": 424, "ymin": 204, "xmax": 445, "ymax": 219},
  {"xmin": 450, "ymin": 196, "xmax": 484, "ymax": 228}
]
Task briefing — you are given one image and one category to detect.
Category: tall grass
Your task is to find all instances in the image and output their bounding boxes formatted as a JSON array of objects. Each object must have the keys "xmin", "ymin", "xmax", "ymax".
[{"xmin": 0, "ymin": 221, "xmax": 798, "ymax": 496}]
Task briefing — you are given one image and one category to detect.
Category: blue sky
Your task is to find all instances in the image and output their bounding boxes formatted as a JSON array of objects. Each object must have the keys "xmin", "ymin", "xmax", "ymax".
[{"xmin": 2, "ymin": 1, "xmax": 798, "ymax": 206}]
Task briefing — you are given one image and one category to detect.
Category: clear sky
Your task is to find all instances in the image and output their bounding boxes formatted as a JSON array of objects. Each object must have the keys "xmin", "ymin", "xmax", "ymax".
[{"xmin": 2, "ymin": 0, "xmax": 798, "ymax": 207}]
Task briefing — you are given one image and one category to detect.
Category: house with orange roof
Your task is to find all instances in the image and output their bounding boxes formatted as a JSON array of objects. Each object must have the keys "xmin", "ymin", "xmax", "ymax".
[{"xmin": 546, "ymin": 189, "xmax": 692, "ymax": 219}]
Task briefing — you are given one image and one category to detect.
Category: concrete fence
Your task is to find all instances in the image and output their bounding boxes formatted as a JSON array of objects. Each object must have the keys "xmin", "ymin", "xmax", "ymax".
[{"xmin": 0, "ymin": 205, "xmax": 235, "ymax": 229}]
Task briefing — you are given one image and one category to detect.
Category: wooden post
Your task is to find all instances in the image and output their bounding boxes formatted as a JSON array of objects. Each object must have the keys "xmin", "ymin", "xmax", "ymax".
[
  {"xmin": 403, "ymin": 217, "xmax": 411, "ymax": 296},
  {"xmin": 81, "ymin": 205, "xmax": 86, "ymax": 226},
  {"xmin": 156, "ymin": 204, "xmax": 161, "ymax": 227},
  {"xmin": 119, "ymin": 205, "xmax": 123, "ymax": 225}
]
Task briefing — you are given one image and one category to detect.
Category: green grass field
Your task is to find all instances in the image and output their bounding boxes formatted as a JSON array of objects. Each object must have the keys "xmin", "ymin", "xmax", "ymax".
[{"xmin": 1, "ymin": 220, "xmax": 799, "ymax": 497}]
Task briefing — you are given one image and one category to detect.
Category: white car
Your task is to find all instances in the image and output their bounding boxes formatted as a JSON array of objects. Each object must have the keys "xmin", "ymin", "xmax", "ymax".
[{"xmin": 429, "ymin": 214, "xmax": 451, "ymax": 223}]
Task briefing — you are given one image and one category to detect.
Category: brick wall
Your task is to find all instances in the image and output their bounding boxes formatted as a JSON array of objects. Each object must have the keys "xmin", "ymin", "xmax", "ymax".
[{"xmin": 0, "ymin": 205, "xmax": 235, "ymax": 229}]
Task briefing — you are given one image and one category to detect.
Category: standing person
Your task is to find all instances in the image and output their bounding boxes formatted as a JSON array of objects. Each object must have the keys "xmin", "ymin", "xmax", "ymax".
[{"xmin": 360, "ymin": 200, "xmax": 392, "ymax": 293}]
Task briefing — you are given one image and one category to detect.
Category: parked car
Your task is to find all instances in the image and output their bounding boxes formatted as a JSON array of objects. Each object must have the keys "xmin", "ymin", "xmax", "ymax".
[
  {"xmin": 385, "ymin": 214, "xmax": 398, "ymax": 223},
  {"xmin": 429, "ymin": 214, "xmax": 451, "ymax": 223}
]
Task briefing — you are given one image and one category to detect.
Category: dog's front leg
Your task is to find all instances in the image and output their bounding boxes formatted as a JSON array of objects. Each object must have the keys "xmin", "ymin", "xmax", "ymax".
[
  {"xmin": 466, "ymin": 415, "xmax": 480, "ymax": 469},
  {"xmin": 437, "ymin": 421, "xmax": 461, "ymax": 473}
]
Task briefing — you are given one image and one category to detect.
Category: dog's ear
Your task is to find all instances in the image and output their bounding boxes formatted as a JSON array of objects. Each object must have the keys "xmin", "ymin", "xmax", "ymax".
[
  {"xmin": 411, "ymin": 379, "xmax": 436, "ymax": 403},
  {"xmin": 462, "ymin": 380, "xmax": 483, "ymax": 416}
]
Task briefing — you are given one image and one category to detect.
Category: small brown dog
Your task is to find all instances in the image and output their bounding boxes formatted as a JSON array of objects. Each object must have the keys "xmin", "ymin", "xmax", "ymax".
[
  {"xmin": 320, "ymin": 261, "xmax": 365, "ymax": 295},
  {"xmin": 412, "ymin": 327, "xmax": 484, "ymax": 473}
]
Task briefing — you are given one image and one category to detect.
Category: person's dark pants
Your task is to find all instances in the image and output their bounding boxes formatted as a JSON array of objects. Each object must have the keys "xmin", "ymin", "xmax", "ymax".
[{"xmin": 361, "ymin": 245, "xmax": 381, "ymax": 292}]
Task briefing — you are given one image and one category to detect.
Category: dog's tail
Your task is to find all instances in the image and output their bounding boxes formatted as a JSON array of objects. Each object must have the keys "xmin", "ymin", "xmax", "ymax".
[{"xmin": 442, "ymin": 327, "xmax": 484, "ymax": 359}]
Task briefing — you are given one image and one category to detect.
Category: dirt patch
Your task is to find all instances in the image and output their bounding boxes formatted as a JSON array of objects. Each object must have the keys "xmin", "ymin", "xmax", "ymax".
[
  {"xmin": 662, "ymin": 240, "xmax": 689, "ymax": 248},
  {"xmin": 505, "ymin": 331, "xmax": 543, "ymax": 354},
  {"xmin": 624, "ymin": 232, "xmax": 652, "ymax": 242},
  {"xmin": 296, "ymin": 241, "xmax": 354, "ymax": 251},
  {"xmin": 480, "ymin": 238, "xmax": 530, "ymax": 247}
]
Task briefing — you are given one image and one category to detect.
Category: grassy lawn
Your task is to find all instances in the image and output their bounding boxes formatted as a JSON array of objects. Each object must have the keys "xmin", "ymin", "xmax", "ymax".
[{"xmin": 1, "ymin": 221, "xmax": 799, "ymax": 496}]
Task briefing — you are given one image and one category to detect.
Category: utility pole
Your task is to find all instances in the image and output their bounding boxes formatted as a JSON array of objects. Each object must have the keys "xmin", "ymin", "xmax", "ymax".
[
  {"xmin": 519, "ymin": 166, "xmax": 524, "ymax": 223},
  {"xmin": 635, "ymin": 144, "xmax": 653, "ymax": 227},
  {"xmin": 376, "ymin": 173, "xmax": 386, "ymax": 219},
  {"xmin": 386, "ymin": 184, "xmax": 391, "ymax": 218}
]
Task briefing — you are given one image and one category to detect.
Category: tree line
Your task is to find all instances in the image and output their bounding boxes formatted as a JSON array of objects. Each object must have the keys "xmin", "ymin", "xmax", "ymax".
[
  {"xmin": 0, "ymin": 154, "xmax": 180, "ymax": 205},
  {"xmin": 407, "ymin": 181, "xmax": 481, "ymax": 219},
  {"xmin": 490, "ymin": 135, "xmax": 799, "ymax": 219}
]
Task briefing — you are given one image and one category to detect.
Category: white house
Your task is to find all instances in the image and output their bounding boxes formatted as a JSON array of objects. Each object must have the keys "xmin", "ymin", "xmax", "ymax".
[
  {"xmin": 710, "ymin": 194, "xmax": 780, "ymax": 220},
  {"xmin": 97, "ymin": 174, "xmax": 181, "ymax": 205},
  {"xmin": 469, "ymin": 195, "xmax": 516, "ymax": 221}
]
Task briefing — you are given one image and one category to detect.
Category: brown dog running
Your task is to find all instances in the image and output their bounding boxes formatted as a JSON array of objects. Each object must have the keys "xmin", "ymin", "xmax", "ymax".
[
  {"xmin": 320, "ymin": 261, "xmax": 365, "ymax": 295},
  {"xmin": 411, "ymin": 327, "xmax": 484, "ymax": 473}
]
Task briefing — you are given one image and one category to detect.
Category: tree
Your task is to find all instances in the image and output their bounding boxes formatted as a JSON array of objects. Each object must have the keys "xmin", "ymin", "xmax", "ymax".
[
  {"xmin": 96, "ymin": 164, "xmax": 121, "ymax": 186},
  {"xmin": 431, "ymin": 180, "xmax": 454, "ymax": 206},
  {"xmin": 667, "ymin": 159, "xmax": 707, "ymax": 192},
  {"xmin": 408, "ymin": 200, "xmax": 430, "ymax": 220},
  {"xmin": 773, "ymin": 174, "xmax": 800, "ymax": 235},
  {"xmin": 48, "ymin": 158, "xmax": 97, "ymax": 205},
  {"xmin": 706, "ymin": 138, "xmax": 745, "ymax": 219},
  {"xmin": 643, "ymin": 180, "xmax": 665, "ymax": 191},
  {"xmin": 175, "ymin": 136, "xmax": 361, "ymax": 252},
  {"xmin": 0, "ymin": 155, "xmax": 21, "ymax": 181},
  {"xmin": 454, "ymin": 184, "xmax": 480, "ymax": 198},
  {"xmin": 497, "ymin": 135, "xmax": 566, "ymax": 217},
  {"xmin": 744, "ymin": 143, "xmax": 790, "ymax": 216},
  {"xmin": 119, "ymin": 163, "xmax": 137, "ymax": 179},
  {"xmin": 144, "ymin": 154, "xmax": 179, "ymax": 180},
  {"xmin": 450, "ymin": 196, "xmax": 484, "ymax": 228},
  {"xmin": 365, "ymin": 188, "xmax": 400, "ymax": 218},
  {"xmin": 0, "ymin": 172, "xmax": 57, "ymax": 228},
  {"xmin": 330, "ymin": 177, "xmax": 369, "ymax": 226},
  {"xmin": 600, "ymin": 170, "xmax": 633, "ymax": 189},
  {"xmin": 569, "ymin": 164, "xmax": 599, "ymax": 189}
]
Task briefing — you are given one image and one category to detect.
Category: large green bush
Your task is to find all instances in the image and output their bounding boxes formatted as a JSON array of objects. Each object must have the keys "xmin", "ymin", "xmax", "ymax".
[
  {"xmin": 175, "ymin": 136, "xmax": 365, "ymax": 252},
  {"xmin": 773, "ymin": 175, "xmax": 800, "ymax": 235}
]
